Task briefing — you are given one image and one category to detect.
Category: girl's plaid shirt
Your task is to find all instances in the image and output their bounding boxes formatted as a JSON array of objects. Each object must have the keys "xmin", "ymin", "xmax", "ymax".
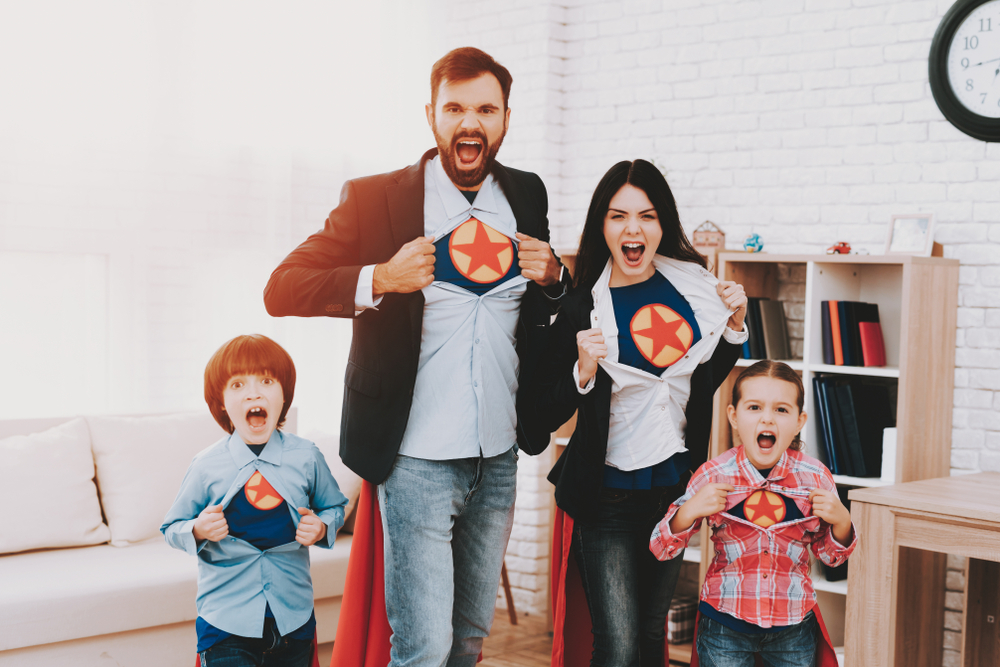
[{"xmin": 649, "ymin": 446, "xmax": 858, "ymax": 628}]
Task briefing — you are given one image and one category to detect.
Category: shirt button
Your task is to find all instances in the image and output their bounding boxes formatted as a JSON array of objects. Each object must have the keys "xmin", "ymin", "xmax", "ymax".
[
  {"xmin": 474, "ymin": 381, "xmax": 478, "ymax": 387},
  {"xmin": 475, "ymin": 338, "xmax": 480, "ymax": 344},
  {"xmin": 762, "ymin": 574, "xmax": 768, "ymax": 579},
  {"xmin": 264, "ymin": 583, "xmax": 270, "ymax": 590},
  {"xmin": 661, "ymin": 406, "xmax": 666, "ymax": 411}
]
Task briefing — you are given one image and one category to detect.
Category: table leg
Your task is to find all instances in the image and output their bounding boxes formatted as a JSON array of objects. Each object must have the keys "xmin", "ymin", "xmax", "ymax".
[{"xmin": 845, "ymin": 501, "xmax": 898, "ymax": 666}]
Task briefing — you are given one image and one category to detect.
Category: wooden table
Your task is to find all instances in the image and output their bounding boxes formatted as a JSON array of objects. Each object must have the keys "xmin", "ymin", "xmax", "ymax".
[{"xmin": 845, "ymin": 472, "xmax": 1000, "ymax": 667}]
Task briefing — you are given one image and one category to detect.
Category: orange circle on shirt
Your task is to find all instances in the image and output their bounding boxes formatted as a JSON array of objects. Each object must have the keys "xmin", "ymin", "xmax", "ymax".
[
  {"xmin": 744, "ymin": 490, "xmax": 786, "ymax": 528},
  {"xmin": 629, "ymin": 304, "xmax": 694, "ymax": 368},
  {"xmin": 448, "ymin": 218, "xmax": 514, "ymax": 283},
  {"xmin": 245, "ymin": 471, "xmax": 284, "ymax": 510}
]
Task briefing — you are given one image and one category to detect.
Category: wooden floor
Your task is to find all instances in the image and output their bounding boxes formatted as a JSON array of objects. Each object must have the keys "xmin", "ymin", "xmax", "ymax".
[{"xmin": 318, "ymin": 608, "xmax": 694, "ymax": 666}]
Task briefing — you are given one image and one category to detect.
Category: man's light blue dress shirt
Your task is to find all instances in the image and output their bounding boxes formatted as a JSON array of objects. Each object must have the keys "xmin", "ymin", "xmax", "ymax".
[
  {"xmin": 161, "ymin": 430, "xmax": 347, "ymax": 638},
  {"xmin": 397, "ymin": 156, "xmax": 529, "ymax": 460}
]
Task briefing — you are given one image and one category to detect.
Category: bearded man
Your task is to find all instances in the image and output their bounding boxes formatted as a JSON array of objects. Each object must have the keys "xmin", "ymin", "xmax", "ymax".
[{"xmin": 264, "ymin": 47, "xmax": 566, "ymax": 667}]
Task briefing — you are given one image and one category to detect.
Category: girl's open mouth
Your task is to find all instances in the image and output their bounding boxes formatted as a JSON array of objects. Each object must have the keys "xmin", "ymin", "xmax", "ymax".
[
  {"xmin": 757, "ymin": 431, "xmax": 776, "ymax": 451},
  {"xmin": 622, "ymin": 242, "xmax": 645, "ymax": 266}
]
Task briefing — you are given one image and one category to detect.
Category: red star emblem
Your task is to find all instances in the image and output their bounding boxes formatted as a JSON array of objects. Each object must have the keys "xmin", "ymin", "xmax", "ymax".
[
  {"xmin": 449, "ymin": 217, "xmax": 514, "ymax": 283},
  {"xmin": 630, "ymin": 304, "xmax": 694, "ymax": 367},
  {"xmin": 743, "ymin": 490, "xmax": 786, "ymax": 528},
  {"xmin": 245, "ymin": 471, "xmax": 284, "ymax": 511}
]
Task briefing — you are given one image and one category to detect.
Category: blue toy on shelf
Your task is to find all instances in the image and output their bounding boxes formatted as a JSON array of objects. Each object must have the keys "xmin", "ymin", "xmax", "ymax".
[{"xmin": 743, "ymin": 233, "xmax": 763, "ymax": 253}]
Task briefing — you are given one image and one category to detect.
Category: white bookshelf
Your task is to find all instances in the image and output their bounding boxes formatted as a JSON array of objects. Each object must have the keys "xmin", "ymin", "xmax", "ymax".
[{"xmin": 704, "ymin": 252, "xmax": 959, "ymax": 652}]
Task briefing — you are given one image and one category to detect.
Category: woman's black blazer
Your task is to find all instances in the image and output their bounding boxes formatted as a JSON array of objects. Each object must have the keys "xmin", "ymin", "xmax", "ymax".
[{"xmin": 524, "ymin": 286, "xmax": 742, "ymax": 523}]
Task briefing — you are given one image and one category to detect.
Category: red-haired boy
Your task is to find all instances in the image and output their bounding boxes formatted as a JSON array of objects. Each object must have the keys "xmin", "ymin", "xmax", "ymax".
[{"xmin": 162, "ymin": 334, "xmax": 347, "ymax": 666}]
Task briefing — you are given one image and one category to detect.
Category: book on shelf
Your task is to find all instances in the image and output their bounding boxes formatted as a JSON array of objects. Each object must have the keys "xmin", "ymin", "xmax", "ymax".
[
  {"xmin": 826, "ymin": 301, "xmax": 844, "ymax": 366},
  {"xmin": 745, "ymin": 297, "xmax": 766, "ymax": 359},
  {"xmin": 820, "ymin": 300, "xmax": 887, "ymax": 367},
  {"xmin": 759, "ymin": 299, "xmax": 790, "ymax": 360},
  {"xmin": 812, "ymin": 375, "xmax": 896, "ymax": 478}
]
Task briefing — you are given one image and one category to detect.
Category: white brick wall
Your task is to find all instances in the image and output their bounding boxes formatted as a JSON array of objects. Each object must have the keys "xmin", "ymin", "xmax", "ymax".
[{"xmin": 443, "ymin": 0, "xmax": 1000, "ymax": 650}]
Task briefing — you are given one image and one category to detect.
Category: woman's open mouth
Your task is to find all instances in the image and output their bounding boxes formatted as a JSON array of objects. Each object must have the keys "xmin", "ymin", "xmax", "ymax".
[{"xmin": 622, "ymin": 242, "xmax": 645, "ymax": 266}]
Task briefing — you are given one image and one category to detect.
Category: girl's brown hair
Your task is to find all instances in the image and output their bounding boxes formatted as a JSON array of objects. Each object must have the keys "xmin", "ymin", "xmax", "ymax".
[
  {"xmin": 204, "ymin": 334, "xmax": 296, "ymax": 434},
  {"xmin": 731, "ymin": 360, "xmax": 805, "ymax": 450}
]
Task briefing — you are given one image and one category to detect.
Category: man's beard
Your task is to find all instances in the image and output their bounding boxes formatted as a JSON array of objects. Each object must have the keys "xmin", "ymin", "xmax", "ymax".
[{"xmin": 432, "ymin": 123, "xmax": 506, "ymax": 189}]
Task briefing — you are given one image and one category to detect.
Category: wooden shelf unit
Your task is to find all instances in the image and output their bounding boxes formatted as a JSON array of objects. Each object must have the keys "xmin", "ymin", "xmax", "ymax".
[{"xmin": 704, "ymin": 252, "xmax": 959, "ymax": 652}]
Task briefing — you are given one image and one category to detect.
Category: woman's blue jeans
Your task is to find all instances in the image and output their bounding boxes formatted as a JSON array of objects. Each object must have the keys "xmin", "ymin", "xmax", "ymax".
[
  {"xmin": 198, "ymin": 618, "xmax": 312, "ymax": 667},
  {"xmin": 572, "ymin": 484, "xmax": 686, "ymax": 667},
  {"xmin": 695, "ymin": 612, "xmax": 817, "ymax": 667}
]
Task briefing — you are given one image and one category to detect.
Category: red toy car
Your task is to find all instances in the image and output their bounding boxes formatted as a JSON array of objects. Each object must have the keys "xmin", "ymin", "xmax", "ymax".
[{"xmin": 826, "ymin": 241, "xmax": 851, "ymax": 254}]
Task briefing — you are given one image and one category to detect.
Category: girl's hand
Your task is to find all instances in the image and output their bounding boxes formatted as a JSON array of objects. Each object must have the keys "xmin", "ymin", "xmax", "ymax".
[
  {"xmin": 576, "ymin": 328, "xmax": 607, "ymax": 388},
  {"xmin": 669, "ymin": 483, "xmax": 734, "ymax": 533},
  {"xmin": 809, "ymin": 489, "xmax": 853, "ymax": 544},
  {"xmin": 717, "ymin": 280, "xmax": 748, "ymax": 331}
]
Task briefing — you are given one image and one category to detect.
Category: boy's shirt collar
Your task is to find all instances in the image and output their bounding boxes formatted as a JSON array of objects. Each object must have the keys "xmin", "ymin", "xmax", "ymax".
[{"xmin": 227, "ymin": 430, "xmax": 284, "ymax": 468}]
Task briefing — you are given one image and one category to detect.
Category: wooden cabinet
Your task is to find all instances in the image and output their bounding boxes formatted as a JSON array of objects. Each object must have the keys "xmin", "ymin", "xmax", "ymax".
[{"xmin": 692, "ymin": 252, "xmax": 959, "ymax": 658}]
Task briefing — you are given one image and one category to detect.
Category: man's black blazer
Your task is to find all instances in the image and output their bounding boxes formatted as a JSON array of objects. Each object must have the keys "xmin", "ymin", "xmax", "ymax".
[{"xmin": 264, "ymin": 148, "xmax": 558, "ymax": 483}]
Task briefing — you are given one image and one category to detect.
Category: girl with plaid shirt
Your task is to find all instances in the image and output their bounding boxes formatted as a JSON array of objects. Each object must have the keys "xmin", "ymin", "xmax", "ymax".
[{"xmin": 650, "ymin": 361, "xmax": 857, "ymax": 667}]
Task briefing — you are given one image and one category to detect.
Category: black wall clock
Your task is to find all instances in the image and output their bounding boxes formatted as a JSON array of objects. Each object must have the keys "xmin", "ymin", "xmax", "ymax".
[{"xmin": 929, "ymin": 0, "xmax": 1000, "ymax": 141}]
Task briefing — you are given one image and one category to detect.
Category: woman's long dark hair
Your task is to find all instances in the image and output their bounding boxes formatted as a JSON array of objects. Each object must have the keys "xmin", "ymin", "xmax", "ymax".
[{"xmin": 573, "ymin": 159, "xmax": 706, "ymax": 291}]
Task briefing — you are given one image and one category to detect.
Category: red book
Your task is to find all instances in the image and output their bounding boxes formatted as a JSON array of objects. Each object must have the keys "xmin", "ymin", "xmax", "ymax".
[
  {"xmin": 828, "ymin": 300, "xmax": 844, "ymax": 366},
  {"xmin": 859, "ymin": 321, "xmax": 887, "ymax": 367}
]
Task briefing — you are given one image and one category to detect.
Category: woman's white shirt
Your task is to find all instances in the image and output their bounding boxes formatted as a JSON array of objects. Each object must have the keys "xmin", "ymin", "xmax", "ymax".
[{"xmin": 574, "ymin": 257, "xmax": 748, "ymax": 471}]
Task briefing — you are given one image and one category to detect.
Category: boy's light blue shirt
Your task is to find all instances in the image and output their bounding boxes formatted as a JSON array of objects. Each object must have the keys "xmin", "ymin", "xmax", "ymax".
[{"xmin": 161, "ymin": 429, "xmax": 348, "ymax": 638}]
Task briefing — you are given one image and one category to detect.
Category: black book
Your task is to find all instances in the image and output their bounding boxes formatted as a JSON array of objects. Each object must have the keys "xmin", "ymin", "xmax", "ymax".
[
  {"xmin": 849, "ymin": 377, "xmax": 896, "ymax": 477},
  {"xmin": 833, "ymin": 381, "xmax": 867, "ymax": 477},
  {"xmin": 759, "ymin": 299, "xmax": 790, "ymax": 360},
  {"xmin": 822, "ymin": 377, "xmax": 855, "ymax": 476},
  {"xmin": 812, "ymin": 376, "xmax": 837, "ymax": 473},
  {"xmin": 821, "ymin": 486, "xmax": 852, "ymax": 582},
  {"xmin": 815, "ymin": 377, "xmax": 842, "ymax": 475},
  {"xmin": 821, "ymin": 301, "xmax": 835, "ymax": 365},
  {"xmin": 837, "ymin": 301, "xmax": 856, "ymax": 366},
  {"xmin": 748, "ymin": 297, "xmax": 766, "ymax": 359}
]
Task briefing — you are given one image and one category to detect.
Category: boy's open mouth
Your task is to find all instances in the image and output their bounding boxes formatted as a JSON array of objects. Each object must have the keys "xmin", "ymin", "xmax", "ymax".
[
  {"xmin": 757, "ymin": 431, "xmax": 776, "ymax": 451},
  {"xmin": 622, "ymin": 242, "xmax": 645, "ymax": 266},
  {"xmin": 456, "ymin": 139, "xmax": 483, "ymax": 166},
  {"xmin": 247, "ymin": 406, "xmax": 268, "ymax": 429}
]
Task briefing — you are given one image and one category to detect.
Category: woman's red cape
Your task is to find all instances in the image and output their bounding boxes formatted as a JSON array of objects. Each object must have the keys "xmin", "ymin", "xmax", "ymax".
[{"xmin": 550, "ymin": 507, "xmax": 838, "ymax": 667}]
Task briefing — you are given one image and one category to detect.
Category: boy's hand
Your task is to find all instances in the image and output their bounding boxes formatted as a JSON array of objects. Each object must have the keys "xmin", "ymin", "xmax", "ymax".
[
  {"xmin": 193, "ymin": 504, "xmax": 229, "ymax": 542},
  {"xmin": 809, "ymin": 489, "xmax": 853, "ymax": 544},
  {"xmin": 296, "ymin": 507, "xmax": 328, "ymax": 546},
  {"xmin": 669, "ymin": 483, "xmax": 734, "ymax": 533}
]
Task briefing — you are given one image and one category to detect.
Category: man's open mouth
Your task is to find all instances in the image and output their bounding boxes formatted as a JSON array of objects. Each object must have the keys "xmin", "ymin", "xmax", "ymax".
[
  {"xmin": 247, "ymin": 406, "xmax": 268, "ymax": 429},
  {"xmin": 622, "ymin": 242, "xmax": 645, "ymax": 266},
  {"xmin": 757, "ymin": 431, "xmax": 776, "ymax": 450},
  {"xmin": 456, "ymin": 139, "xmax": 483, "ymax": 166}
]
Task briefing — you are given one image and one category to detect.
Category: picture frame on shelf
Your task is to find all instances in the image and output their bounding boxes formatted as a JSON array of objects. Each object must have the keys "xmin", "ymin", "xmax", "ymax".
[{"xmin": 884, "ymin": 214, "xmax": 935, "ymax": 256}]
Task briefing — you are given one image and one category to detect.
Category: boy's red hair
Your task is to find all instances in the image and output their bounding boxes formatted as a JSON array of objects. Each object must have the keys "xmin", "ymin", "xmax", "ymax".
[{"xmin": 204, "ymin": 334, "xmax": 296, "ymax": 434}]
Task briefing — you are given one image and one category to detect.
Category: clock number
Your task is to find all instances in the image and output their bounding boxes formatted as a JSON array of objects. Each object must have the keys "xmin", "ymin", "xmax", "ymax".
[
  {"xmin": 980, "ymin": 18, "xmax": 992, "ymax": 32},
  {"xmin": 968, "ymin": 79, "xmax": 975, "ymax": 91},
  {"xmin": 982, "ymin": 93, "xmax": 989, "ymax": 104},
  {"xmin": 962, "ymin": 57, "xmax": 970, "ymax": 68},
  {"xmin": 965, "ymin": 35, "xmax": 979, "ymax": 49}
]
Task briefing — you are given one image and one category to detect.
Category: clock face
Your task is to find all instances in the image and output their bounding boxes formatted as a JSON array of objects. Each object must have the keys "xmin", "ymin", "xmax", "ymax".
[{"xmin": 946, "ymin": 0, "xmax": 1000, "ymax": 118}]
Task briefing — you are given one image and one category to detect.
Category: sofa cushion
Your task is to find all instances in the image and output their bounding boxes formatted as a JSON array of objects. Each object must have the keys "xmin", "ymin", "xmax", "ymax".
[
  {"xmin": 88, "ymin": 412, "xmax": 228, "ymax": 546},
  {"xmin": 0, "ymin": 532, "xmax": 353, "ymax": 651},
  {"xmin": 0, "ymin": 418, "xmax": 110, "ymax": 554},
  {"xmin": 306, "ymin": 430, "xmax": 363, "ymax": 533}
]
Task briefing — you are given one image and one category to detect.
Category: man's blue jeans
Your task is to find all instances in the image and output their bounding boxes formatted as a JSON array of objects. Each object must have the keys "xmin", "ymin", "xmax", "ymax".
[
  {"xmin": 198, "ymin": 619, "xmax": 312, "ymax": 667},
  {"xmin": 377, "ymin": 448, "xmax": 518, "ymax": 667},
  {"xmin": 572, "ymin": 485, "xmax": 686, "ymax": 667},
  {"xmin": 695, "ymin": 612, "xmax": 818, "ymax": 667}
]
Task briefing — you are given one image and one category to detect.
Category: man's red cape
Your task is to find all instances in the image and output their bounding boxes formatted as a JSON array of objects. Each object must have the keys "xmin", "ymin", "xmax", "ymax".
[
  {"xmin": 550, "ymin": 508, "xmax": 838, "ymax": 667},
  {"xmin": 329, "ymin": 480, "xmax": 393, "ymax": 667}
]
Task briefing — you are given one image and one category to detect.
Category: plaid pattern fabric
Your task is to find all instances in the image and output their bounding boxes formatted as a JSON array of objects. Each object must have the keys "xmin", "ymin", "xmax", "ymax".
[
  {"xmin": 667, "ymin": 596, "xmax": 698, "ymax": 644},
  {"xmin": 650, "ymin": 446, "xmax": 857, "ymax": 628}
]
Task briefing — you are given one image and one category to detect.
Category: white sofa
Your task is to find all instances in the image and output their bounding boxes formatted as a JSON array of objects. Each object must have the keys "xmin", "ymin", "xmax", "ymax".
[{"xmin": 0, "ymin": 410, "xmax": 361, "ymax": 667}]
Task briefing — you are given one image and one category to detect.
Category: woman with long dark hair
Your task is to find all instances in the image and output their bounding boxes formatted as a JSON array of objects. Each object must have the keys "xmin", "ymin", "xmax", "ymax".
[{"xmin": 534, "ymin": 160, "xmax": 748, "ymax": 667}]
